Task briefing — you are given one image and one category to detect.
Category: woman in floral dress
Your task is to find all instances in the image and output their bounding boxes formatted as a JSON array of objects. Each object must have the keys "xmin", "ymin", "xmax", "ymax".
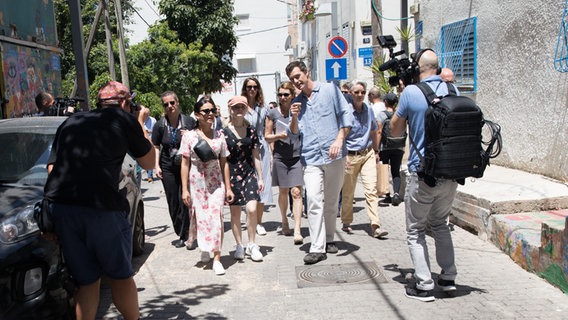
[
  {"xmin": 223, "ymin": 96, "xmax": 265, "ymax": 262},
  {"xmin": 180, "ymin": 95, "xmax": 233, "ymax": 275}
]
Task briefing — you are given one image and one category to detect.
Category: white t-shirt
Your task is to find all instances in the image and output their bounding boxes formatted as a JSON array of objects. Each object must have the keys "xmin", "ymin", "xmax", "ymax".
[{"xmin": 371, "ymin": 101, "xmax": 386, "ymax": 119}]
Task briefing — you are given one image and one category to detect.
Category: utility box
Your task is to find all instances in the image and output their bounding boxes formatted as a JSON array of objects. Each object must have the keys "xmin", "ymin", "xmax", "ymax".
[{"xmin": 0, "ymin": 0, "xmax": 62, "ymax": 118}]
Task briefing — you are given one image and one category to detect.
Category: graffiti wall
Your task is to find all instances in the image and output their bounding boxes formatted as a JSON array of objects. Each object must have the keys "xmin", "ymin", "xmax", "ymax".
[{"xmin": 1, "ymin": 42, "xmax": 61, "ymax": 118}]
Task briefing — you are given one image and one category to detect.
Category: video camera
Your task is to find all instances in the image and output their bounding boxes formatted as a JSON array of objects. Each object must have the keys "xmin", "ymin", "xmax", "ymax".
[
  {"xmin": 377, "ymin": 35, "xmax": 417, "ymax": 87},
  {"xmin": 49, "ymin": 97, "xmax": 83, "ymax": 116}
]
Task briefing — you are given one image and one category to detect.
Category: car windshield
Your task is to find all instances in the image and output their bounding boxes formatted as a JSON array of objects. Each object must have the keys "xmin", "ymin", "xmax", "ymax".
[{"xmin": 0, "ymin": 132, "xmax": 54, "ymax": 185}]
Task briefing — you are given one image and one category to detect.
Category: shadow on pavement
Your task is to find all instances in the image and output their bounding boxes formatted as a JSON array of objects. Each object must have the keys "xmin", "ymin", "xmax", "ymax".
[
  {"xmin": 137, "ymin": 284, "xmax": 231, "ymax": 319},
  {"xmin": 384, "ymin": 263, "xmax": 489, "ymax": 298}
]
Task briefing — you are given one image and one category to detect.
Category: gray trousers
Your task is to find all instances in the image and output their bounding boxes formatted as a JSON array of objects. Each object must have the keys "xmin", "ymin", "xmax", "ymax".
[{"xmin": 405, "ymin": 173, "xmax": 458, "ymax": 290}]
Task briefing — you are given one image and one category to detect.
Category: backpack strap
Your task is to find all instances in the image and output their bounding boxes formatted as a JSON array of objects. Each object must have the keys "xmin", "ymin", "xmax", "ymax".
[
  {"xmin": 446, "ymin": 82, "xmax": 457, "ymax": 96},
  {"xmin": 415, "ymin": 82, "xmax": 438, "ymax": 105}
]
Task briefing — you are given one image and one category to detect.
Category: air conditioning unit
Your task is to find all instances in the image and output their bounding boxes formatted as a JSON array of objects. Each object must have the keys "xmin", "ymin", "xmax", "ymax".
[
  {"xmin": 297, "ymin": 41, "xmax": 307, "ymax": 58},
  {"xmin": 410, "ymin": 3, "xmax": 420, "ymax": 14}
]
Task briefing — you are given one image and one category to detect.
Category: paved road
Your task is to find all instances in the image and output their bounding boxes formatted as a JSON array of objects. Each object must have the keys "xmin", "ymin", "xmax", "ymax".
[{"xmin": 97, "ymin": 178, "xmax": 568, "ymax": 319}]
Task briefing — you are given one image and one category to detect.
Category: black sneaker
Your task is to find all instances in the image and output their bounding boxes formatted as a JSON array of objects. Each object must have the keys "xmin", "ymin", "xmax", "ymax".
[
  {"xmin": 379, "ymin": 195, "xmax": 392, "ymax": 206},
  {"xmin": 392, "ymin": 193, "xmax": 402, "ymax": 206},
  {"xmin": 325, "ymin": 242, "xmax": 338, "ymax": 254},
  {"xmin": 404, "ymin": 286, "xmax": 435, "ymax": 302},
  {"xmin": 437, "ymin": 278, "xmax": 456, "ymax": 291},
  {"xmin": 303, "ymin": 253, "xmax": 327, "ymax": 265}
]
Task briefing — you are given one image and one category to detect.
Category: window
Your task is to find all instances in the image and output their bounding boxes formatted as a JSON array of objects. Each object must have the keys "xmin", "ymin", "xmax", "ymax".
[
  {"xmin": 237, "ymin": 57, "xmax": 256, "ymax": 74},
  {"xmin": 236, "ymin": 14, "xmax": 250, "ymax": 30},
  {"xmin": 435, "ymin": 17, "xmax": 477, "ymax": 92}
]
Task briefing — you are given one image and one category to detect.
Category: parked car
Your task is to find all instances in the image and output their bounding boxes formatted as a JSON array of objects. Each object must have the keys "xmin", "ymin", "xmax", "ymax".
[{"xmin": 0, "ymin": 116, "xmax": 146, "ymax": 320}]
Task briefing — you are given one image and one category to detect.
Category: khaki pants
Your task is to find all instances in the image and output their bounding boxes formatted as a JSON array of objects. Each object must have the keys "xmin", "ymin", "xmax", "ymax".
[{"xmin": 376, "ymin": 163, "xmax": 390, "ymax": 196}]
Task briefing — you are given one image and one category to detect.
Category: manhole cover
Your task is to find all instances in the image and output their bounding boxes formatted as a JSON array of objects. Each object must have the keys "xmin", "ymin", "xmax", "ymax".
[{"xmin": 295, "ymin": 262, "xmax": 387, "ymax": 288}]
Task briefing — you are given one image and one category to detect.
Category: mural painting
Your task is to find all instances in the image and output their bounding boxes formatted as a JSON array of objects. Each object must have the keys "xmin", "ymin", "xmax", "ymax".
[{"xmin": 1, "ymin": 42, "xmax": 61, "ymax": 118}]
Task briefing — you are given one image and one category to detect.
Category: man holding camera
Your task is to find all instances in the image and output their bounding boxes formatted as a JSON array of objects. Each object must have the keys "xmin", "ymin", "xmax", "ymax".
[
  {"xmin": 44, "ymin": 81, "xmax": 155, "ymax": 319},
  {"xmin": 390, "ymin": 50, "xmax": 458, "ymax": 302},
  {"xmin": 35, "ymin": 91, "xmax": 54, "ymax": 116}
]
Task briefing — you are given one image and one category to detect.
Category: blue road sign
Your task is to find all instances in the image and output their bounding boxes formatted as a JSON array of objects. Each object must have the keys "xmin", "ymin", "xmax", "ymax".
[
  {"xmin": 328, "ymin": 36, "xmax": 348, "ymax": 58},
  {"xmin": 363, "ymin": 57, "xmax": 373, "ymax": 66},
  {"xmin": 358, "ymin": 47, "xmax": 373, "ymax": 58},
  {"xmin": 326, "ymin": 58, "xmax": 347, "ymax": 80}
]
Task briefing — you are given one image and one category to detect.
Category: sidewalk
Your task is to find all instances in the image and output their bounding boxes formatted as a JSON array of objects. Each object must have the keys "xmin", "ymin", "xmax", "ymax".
[{"xmin": 97, "ymin": 176, "xmax": 568, "ymax": 319}]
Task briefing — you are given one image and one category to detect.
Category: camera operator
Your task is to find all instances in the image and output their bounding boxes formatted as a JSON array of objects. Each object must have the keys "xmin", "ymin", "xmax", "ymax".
[
  {"xmin": 389, "ymin": 49, "xmax": 458, "ymax": 302},
  {"xmin": 35, "ymin": 92, "xmax": 54, "ymax": 116},
  {"xmin": 44, "ymin": 81, "xmax": 154, "ymax": 319}
]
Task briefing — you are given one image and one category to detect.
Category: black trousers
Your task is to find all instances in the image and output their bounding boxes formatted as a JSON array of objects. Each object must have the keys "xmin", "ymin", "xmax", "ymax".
[
  {"xmin": 161, "ymin": 162, "xmax": 189, "ymax": 241},
  {"xmin": 379, "ymin": 149, "xmax": 405, "ymax": 195}
]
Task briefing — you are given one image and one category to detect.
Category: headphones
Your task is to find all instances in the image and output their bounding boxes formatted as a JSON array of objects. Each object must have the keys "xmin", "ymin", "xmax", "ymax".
[{"xmin": 412, "ymin": 48, "xmax": 441, "ymax": 75}]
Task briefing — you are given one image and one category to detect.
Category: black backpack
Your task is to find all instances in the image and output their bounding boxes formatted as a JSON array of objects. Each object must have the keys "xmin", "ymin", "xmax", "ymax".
[
  {"xmin": 380, "ymin": 110, "xmax": 406, "ymax": 150},
  {"xmin": 411, "ymin": 82, "xmax": 501, "ymax": 185}
]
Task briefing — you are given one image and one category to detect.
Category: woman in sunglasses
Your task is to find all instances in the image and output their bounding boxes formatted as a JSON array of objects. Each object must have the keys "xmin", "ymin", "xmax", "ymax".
[
  {"xmin": 152, "ymin": 91, "xmax": 195, "ymax": 248},
  {"xmin": 264, "ymin": 81, "xmax": 304, "ymax": 245},
  {"xmin": 241, "ymin": 77, "xmax": 273, "ymax": 236},
  {"xmin": 223, "ymin": 96, "xmax": 265, "ymax": 262},
  {"xmin": 179, "ymin": 95, "xmax": 233, "ymax": 275}
]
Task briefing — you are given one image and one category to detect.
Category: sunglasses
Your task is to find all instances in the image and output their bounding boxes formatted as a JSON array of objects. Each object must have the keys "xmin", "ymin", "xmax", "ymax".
[
  {"xmin": 352, "ymin": 91, "xmax": 366, "ymax": 95},
  {"xmin": 246, "ymin": 85, "xmax": 258, "ymax": 90},
  {"xmin": 162, "ymin": 100, "xmax": 176, "ymax": 107},
  {"xmin": 277, "ymin": 93, "xmax": 291, "ymax": 97},
  {"xmin": 200, "ymin": 108, "xmax": 217, "ymax": 115}
]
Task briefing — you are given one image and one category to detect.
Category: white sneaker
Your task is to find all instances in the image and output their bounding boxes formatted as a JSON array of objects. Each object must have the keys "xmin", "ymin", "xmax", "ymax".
[
  {"xmin": 256, "ymin": 224, "xmax": 267, "ymax": 236},
  {"xmin": 234, "ymin": 244, "xmax": 245, "ymax": 260},
  {"xmin": 201, "ymin": 251, "xmax": 211, "ymax": 264},
  {"xmin": 213, "ymin": 261, "xmax": 225, "ymax": 275},
  {"xmin": 246, "ymin": 243, "xmax": 263, "ymax": 262}
]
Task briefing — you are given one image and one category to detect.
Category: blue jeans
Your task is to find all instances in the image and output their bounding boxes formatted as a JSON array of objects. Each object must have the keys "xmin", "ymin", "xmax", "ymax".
[{"xmin": 405, "ymin": 173, "xmax": 458, "ymax": 290}]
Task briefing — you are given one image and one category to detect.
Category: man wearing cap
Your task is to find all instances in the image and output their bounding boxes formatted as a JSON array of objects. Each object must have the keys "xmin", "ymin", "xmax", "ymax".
[
  {"xmin": 44, "ymin": 81, "xmax": 154, "ymax": 319},
  {"xmin": 286, "ymin": 60, "xmax": 353, "ymax": 265}
]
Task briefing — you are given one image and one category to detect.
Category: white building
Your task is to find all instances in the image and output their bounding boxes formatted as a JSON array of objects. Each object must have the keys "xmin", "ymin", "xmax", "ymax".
[
  {"xmin": 293, "ymin": 0, "xmax": 412, "ymax": 93},
  {"xmin": 214, "ymin": 0, "xmax": 292, "ymax": 116}
]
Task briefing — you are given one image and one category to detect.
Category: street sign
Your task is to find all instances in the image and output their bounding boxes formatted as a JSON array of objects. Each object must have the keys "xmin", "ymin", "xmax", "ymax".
[
  {"xmin": 358, "ymin": 47, "xmax": 373, "ymax": 58},
  {"xmin": 363, "ymin": 57, "xmax": 373, "ymax": 66},
  {"xmin": 328, "ymin": 36, "xmax": 348, "ymax": 58},
  {"xmin": 326, "ymin": 58, "xmax": 347, "ymax": 80}
]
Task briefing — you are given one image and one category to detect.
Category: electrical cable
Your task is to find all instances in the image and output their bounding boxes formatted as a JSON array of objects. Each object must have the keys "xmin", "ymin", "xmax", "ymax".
[{"xmin": 371, "ymin": 0, "xmax": 413, "ymax": 21}]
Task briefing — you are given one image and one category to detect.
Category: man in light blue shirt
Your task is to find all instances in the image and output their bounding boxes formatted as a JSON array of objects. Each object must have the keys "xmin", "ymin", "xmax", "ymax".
[
  {"xmin": 286, "ymin": 61, "xmax": 353, "ymax": 265},
  {"xmin": 390, "ymin": 49, "xmax": 458, "ymax": 302},
  {"xmin": 340, "ymin": 80, "xmax": 387, "ymax": 239}
]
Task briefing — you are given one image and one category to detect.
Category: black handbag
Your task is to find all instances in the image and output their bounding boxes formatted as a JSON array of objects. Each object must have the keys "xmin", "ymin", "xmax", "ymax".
[
  {"xmin": 34, "ymin": 198, "xmax": 54, "ymax": 233},
  {"xmin": 193, "ymin": 136, "xmax": 218, "ymax": 162}
]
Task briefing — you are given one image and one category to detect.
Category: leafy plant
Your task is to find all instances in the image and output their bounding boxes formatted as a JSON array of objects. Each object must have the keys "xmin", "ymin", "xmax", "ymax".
[{"xmin": 395, "ymin": 24, "xmax": 415, "ymax": 43}]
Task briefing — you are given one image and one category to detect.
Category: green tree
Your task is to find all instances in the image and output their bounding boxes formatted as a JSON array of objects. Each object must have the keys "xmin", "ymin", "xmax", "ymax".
[
  {"xmin": 127, "ymin": 22, "xmax": 219, "ymax": 114},
  {"xmin": 158, "ymin": 0, "xmax": 239, "ymax": 91},
  {"xmin": 54, "ymin": 0, "xmax": 136, "ymax": 99}
]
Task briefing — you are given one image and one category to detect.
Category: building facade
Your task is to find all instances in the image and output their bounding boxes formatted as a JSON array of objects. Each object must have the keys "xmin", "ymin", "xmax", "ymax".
[{"xmin": 417, "ymin": 0, "xmax": 568, "ymax": 181}]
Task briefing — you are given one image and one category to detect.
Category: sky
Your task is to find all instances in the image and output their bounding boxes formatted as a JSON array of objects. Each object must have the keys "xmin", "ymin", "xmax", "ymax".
[{"xmin": 125, "ymin": 0, "xmax": 162, "ymax": 45}]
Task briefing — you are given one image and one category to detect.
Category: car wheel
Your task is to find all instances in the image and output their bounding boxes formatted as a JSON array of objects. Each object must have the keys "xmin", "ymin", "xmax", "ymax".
[{"xmin": 132, "ymin": 203, "xmax": 145, "ymax": 256}]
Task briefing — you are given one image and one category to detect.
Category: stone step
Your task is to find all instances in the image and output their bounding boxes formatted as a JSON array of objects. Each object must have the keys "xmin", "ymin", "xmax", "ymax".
[
  {"xmin": 447, "ymin": 165, "xmax": 568, "ymax": 289},
  {"xmin": 451, "ymin": 165, "xmax": 568, "ymax": 240}
]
